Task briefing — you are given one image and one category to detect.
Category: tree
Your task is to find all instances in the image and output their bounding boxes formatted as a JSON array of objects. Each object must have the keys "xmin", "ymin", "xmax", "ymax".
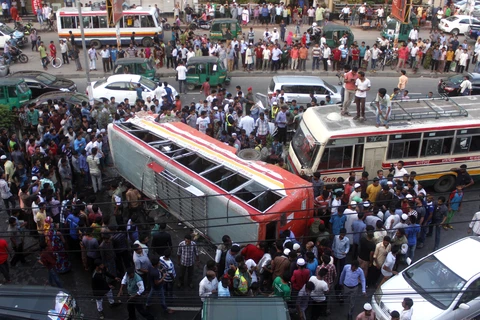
[{"xmin": 0, "ymin": 105, "xmax": 15, "ymax": 130}]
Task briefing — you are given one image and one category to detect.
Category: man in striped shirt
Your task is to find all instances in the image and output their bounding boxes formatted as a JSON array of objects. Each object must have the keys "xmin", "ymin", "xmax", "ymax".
[{"xmin": 160, "ymin": 248, "xmax": 176, "ymax": 297}]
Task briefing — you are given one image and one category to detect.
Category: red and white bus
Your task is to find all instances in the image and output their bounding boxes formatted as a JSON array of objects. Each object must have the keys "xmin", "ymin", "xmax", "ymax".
[
  {"xmin": 108, "ymin": 116, "xmax": 314, "ymax": 245},
  {"xmin": 288, "ymin": 95, "xmax": 480, "ymax": 192},
  {"xmin": 57, "ymin": 6, "xmax": 161, "ymax": 48}
]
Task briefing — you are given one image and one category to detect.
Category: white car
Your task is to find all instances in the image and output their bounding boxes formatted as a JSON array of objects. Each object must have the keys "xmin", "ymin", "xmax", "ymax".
[
  {"xmin": 89, "ymin": 75, "xmax": 178, "ymax": 103},
  {"xmin": 372, "ymin": 237, "xmax": 480, "ymax": 320},
  {"xmin": 439, "ymin": 15, "xmax": 480, "ymax": 35}
]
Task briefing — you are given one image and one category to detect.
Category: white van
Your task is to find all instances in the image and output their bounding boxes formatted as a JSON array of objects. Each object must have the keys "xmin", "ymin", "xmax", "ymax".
[
  {"xmin": 372, "ymin": 236, "xmax": 480, "ymax": 320},
  {"xmin": 268, "ymin": 75, "xmax": 342, "ymax": 105}
]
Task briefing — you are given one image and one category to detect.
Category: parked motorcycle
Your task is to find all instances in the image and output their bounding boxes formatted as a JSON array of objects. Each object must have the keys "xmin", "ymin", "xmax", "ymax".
[
  {"xmin": 160, "ymin": 17, "xmax": 171, "ymax": 31},
  {"xmin": 3, "ymin": 47, "xmax": 29, "ymax": 64},
  {"xmin": 189, "ymin": 18, "xmax": 211, "ymax": 31},
  {"xmin": 15, "ymin": 21, "xmax": 34, "ymax": 36}
]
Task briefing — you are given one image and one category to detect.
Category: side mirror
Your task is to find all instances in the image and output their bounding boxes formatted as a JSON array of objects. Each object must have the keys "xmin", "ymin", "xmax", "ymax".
[{"xmin": 459, "ymin": 303, "xmax": 470, "ymax": 310}]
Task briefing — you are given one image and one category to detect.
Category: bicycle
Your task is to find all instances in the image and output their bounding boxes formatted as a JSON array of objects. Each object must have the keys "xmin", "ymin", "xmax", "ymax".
[
  {"xmin": 40, "ymin": 19, "xmax": 57, "ymax": 32},
  {"xmin": 48, "ymin": 55, "xmax": 62, "ymax": 68}
]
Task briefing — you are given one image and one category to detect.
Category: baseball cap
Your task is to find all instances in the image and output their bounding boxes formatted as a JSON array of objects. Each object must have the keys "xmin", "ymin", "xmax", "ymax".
[
  {"xmin": 354, "ymin": 183, "xmax": 361, "ymax": 189},
  {"xmin": 297, "ymin": 258, "xmax": 306, "ymax": 266},
  {"xmin": 401, "ymin": 213, "xmax": 408, "ymax": 220}
]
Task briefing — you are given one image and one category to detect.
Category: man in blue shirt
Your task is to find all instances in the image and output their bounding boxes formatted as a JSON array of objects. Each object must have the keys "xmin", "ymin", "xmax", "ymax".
[
  {"xmin": 351, "ymin": 213, "xmax": 366, "ymax": 259},
  {"xmin": 135, "ymin": 83, "xmax": 143, "ymax": 100},
  {"xmin": 332, "ymin": 228, "xmax": 350, "ymax": 274},
  {"xmin": 339, "ymin": 260, "xmax": 366, "ymax": 320},
  {"xmin": 330, "ymin": 209, "xmax": 346, "ymax": 236},
  {"xmin": 81, "ymin": 101, "xmax": 91, "ymax": 121},
  {"xmin": 405, "ymin": 215, "xmax": 421, "ymax": 260},
  {"xmin": 73, "ymin": 134, "xmax": 86, "ymax": 154}
]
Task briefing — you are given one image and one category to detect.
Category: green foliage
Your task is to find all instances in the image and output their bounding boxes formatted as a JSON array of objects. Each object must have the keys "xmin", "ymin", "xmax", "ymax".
[{"xmin": 0, "ymin": 105, "xmax": 14, "ymax": 130}]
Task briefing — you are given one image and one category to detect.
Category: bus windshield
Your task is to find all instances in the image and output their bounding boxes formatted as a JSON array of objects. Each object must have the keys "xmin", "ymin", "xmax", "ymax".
[{"xmin": 291, "ymin": 121, "xmax": 319, "ymax": 169}]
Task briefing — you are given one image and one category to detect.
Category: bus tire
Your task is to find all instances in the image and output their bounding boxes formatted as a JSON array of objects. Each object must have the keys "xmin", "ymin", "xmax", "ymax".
[
  {"xmin": 90, "ymin": 39, "xmax": 102, "ymax": 49},
  {"xmin": 434, "ymin": 175, "xmax": 455, "ymax": 193},
  {"xmin": 186, "ymin": 83, "xmax": 196, "ymax": 91},
  {"xmin": 189, "ymin": 23, "xmax": 197, "ymax": 30},
  {"xmin": 142, "ymin": 37, "xmax": 153, "ymax": 47}
]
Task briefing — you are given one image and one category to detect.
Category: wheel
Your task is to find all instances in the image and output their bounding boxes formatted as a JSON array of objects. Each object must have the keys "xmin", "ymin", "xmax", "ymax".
[
  {"xmin": 433, "ymin": 175, "xmax": 455, "ymax": 193},
  {"xmin": 90, "ymin": 39, "xmax": 101, "ymax": 49},
  {"xmin": 164, "ymin": 23, "xmax": 171, "ymax": 31},
  {"xmin": 189, "ymin": 23, "xmax": 197, "ymax": 30},
  {"xmin": 52, "ymin": 57, "xmax": 62, "ymax": 69},
  {"xmin": 451, "ymin": 28, "xmax": 459, "ymax": 36},
  {"xmin": 390, "ymin": 58, "xmax": 398, "ymax": 70},
  {"xmin": 142, "ymin": 37, "xmax": 153, "ymax": 47},
  {"xmin": 18, "ymin": 54, "xmax": 28, "ymax": 63},
  {"xmin": 186, "ymin": 83, "xmax": 196, "ymax": 91}
]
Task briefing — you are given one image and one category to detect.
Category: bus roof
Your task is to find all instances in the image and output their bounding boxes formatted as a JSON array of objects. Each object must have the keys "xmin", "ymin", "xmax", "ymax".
[
  {"xmin": 303, "ymin": 96, "xmax": 480, "ymax": 142},
  {"xmin": 122, "ymin": 117, "xmax": 310, "ymax": 192},
  {"xmin": 57, "ymin": 6, "xmax": 155, "ymax": 15}
]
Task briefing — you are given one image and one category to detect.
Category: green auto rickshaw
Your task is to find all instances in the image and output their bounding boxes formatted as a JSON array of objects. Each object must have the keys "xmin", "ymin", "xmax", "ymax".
[
  {"xmin": 186, "ymin": 56, "xmax": 230, "ymax": 91},
  {"xmin": 381, "ymin": 17, "xmax": 415, "ymax": 43},
  {"xmin": 0, "ymin": 78, "xmax": 32, "ymax": 109},
  {"xmin": 322, "ymin": 24, "xmax": 354, "ymax": 48},
  {"xmin": 113, "ymin": 58, "xmax": 158, "ymax": 81},
  {"xmin": 209, "ymin": 18, "xmax": 242, "ymax": 41}
]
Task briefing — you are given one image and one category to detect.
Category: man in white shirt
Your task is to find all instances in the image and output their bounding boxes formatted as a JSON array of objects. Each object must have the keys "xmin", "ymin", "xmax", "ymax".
[
  {"xmin": 59, "ymin": 39, "xmax": 69, "ymax": 65},
  {"xmin": 271, "ymin": 44, "xmax": 282, "ymax": 72},
  {"xmin": 263, "ymin": 27, "xmax": 271, "ymax": 43},
  {"xmin": 459, "ymin": 75, "xmax": 472, "ymax": 96},
  {"xmin": 400, "ymin": 297, "xmax": 414, "ymax": 320},
  {"xmin": 262, "ymin": 47, "xmax": 271, "ymax": 71},
  {"xmin": 118, "ymin": 267, "xmax": 154, "ymax": 320},
  {"xmin": 239, "ymin": 112, "xmax": 255, "ymax": 136},
  {"xmin": 199, "ymin": 271, "xmax": 218, "ymax": 302},
  {"xmin": 391, "ymin": 160, "xmax": 408, "ymax": 179},
  {"xmin": 354, "ymin": 71, "xmax": 371, "ymax": 121},
  {"xmin": 309, "ymin": 268, "xmax": 329, "ymax": 318},
  {"xmin": 468, "ymin": 211, "xmax": 480, "ymax": 236},
  {"xmin": 175, "ymin": 61, "xmax": 188, "ymax": 94},
  {"xmin": 408, "ymin": 27, "xmax": 418, "ymax": 41},
  {"xmin": 271, "ymin": 28, "xmax": 280, "ymax": 42}
]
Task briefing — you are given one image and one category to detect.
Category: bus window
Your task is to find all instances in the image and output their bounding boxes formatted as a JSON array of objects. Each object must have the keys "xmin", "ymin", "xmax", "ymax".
[
  {"xmin": 0, "ymin": 88, "xmax": 5, "ymax": 100},
  {"xmin": 470, "ymin": 135, "xmax": 480, "ymax": 151},
  {"xmin": 318, "ymin": 146, "xmax": 353, "ymax": 169},
  {"xmin": 126, "ymin": 16, "xmax": 134, "ymax": 27},
  {"xmin": 421, "ymin": 131, "xmax": 454, "ymax": 156},
  {"xmin": 234, "ymin": 182, "xmax": 264, "ymax": 202},
  {"xmin": 249, "ymin": 191, "xmax": 282, "ymax": 212},
  {"xmin": 140, "ymin": 15, "xmax": 155, "ymax": 27},
  {"xmin": 387, "ymin": 133, "xmax": 421, "ymax": 159},
  {"xmin": 82, "ymin": 16, "xmax": 91, "ymax": 28},
  {"xmin": 61, "ymin": 17, "xmax": 77, "ymax": 28},
  {"xmin": 92, "ymin": 16, "xmax": 100, "ymax": 28},
  {"xmin": 354, "ymin": 144, "xmax": 364, "ymax": 167},
  {"xmin": 454, "ymin": 136, "xmax": 471, "ymax": 153},
  {"xmin": 99, "ymin": 16, "xmax": 108, "ymax": 28}
]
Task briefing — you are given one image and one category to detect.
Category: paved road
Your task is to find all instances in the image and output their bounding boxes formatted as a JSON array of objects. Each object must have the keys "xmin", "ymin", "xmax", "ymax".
[
  {"xmin": 6, "ymin": 19, "xmax": 477, "ymax": 81},
  {"xmin": 72, "ymin": 76, "xmax": 442, "ymax": 103}
]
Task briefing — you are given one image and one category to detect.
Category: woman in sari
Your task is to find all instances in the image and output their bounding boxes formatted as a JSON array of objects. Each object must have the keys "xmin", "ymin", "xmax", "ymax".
[
  {"xmin": 44, "ymin": 217, "xmax": 71, "ymax": 274},
  {"xmin": 242, "ymin": 7, "xmax": 250, "ymax": 26},
  {"xmin": 286, "ymin": 31, "xmax": 294, "ymax": 47}
]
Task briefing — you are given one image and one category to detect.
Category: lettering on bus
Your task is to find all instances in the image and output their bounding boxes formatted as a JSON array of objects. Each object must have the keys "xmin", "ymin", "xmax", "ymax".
[
  {"xmin": 469, "ymin": 156, "xmax": 480, "ymax": 161},
  {"xmin": 442, "ymin": 158, "xmax": 454, "ymax": 163},
  {"xmin": 322, "ymin": 177, "xmax": 337, "ymax": 183},
  {"xmin": 416, "ymin": 160, "xmax": 430, "ymax": 165}
]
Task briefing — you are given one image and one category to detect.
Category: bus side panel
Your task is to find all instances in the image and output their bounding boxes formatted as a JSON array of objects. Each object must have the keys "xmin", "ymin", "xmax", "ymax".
[
  {"xmin": 109, "ymin": 128, "xmax": 156, "ymax": 198},
  {"xmin": 206, "ymin": 196, "xmax": 259, "ymax": 245}
]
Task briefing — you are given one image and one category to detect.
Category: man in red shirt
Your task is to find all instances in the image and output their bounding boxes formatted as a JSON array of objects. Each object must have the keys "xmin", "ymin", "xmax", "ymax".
[
  {"xmin": 396, "ymin": 43, "xmax": 410, "ymax": 72},
  {"xmin": 241, "ymin": 242, "xmax": 266, "ymax": 264},
  {"xmin": 351, "ymin": 45, "xmax": 360, "ymax": 69},
  {"xmin": 342, "ymin": 66, "xmax": 359, "ymax": 116},
  {"xmin": 0, "ymin": 238, "xmax": 11, "ymax": 283}
]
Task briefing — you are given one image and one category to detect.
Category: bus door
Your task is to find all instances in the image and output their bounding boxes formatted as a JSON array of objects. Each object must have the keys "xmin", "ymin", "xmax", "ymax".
[
  {"xmin": 363, "ymin": 138, "xmax": 388, "ymax": 177},
  {"xmin": 265, "ymin": 221, "xmax": 277, "ymax": 246}
]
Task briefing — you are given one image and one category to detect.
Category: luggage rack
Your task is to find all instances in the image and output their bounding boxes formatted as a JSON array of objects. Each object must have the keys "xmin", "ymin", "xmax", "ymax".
[{"xmin": 370, "ymin": 95, "xmax": 469, "ymax": 121}]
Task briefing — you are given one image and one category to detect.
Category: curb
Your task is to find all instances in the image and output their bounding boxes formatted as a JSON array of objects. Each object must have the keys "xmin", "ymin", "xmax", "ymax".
[{"xmin": 60, "ymin": 70, "xmax": 446, "ymax": 80}]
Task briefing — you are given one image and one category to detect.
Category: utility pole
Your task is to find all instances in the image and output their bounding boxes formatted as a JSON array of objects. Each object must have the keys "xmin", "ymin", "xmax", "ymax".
[{"xmin": 77, "ymin": 2, "xmax": 94, "ymax": 105}]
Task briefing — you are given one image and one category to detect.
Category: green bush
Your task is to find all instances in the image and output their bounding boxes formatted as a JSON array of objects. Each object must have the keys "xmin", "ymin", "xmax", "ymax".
[{"xmin": 0, "ymin": 105, "xmax": 15, "ymax": 130}]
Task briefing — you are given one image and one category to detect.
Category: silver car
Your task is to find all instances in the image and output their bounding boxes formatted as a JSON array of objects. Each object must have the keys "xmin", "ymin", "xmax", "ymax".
[{"xmin": 372, "ymin": 236, "xmax": 480, "ymax": 320}]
